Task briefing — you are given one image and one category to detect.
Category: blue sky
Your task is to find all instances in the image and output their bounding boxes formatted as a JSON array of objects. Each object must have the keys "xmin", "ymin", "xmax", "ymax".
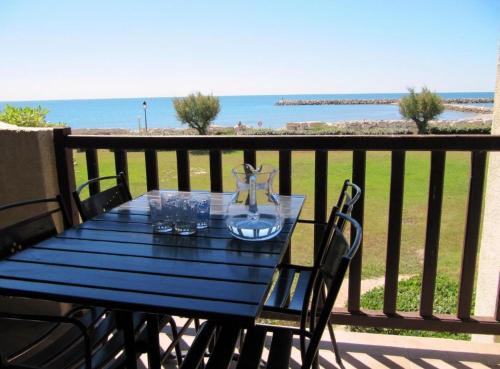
[{"xmin": 1, "ymin": 0, "xmax": 499, "ymax": 100}]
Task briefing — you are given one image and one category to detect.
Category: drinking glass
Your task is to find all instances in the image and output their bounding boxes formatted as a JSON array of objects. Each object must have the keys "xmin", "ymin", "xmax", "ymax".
[
  {"xmin": 149, "ymin": 195, "xmax": 172, "ymax": 233},
  {"xmin": 174, "ymin": 196, "xmax": 198, "ymax": 235},
  {"xmin": 194, "ymin": 194, "xmax": 211, "ymax": 229},
  {"xmin": 161, "ymin": 192, "xmax": 177, "ymax": 227}
]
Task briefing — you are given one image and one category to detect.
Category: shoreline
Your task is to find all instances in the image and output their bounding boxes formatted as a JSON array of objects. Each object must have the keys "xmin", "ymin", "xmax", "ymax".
[{"xmin": 71, "ymin": 114, "xmax": 492, "ymax": 136}]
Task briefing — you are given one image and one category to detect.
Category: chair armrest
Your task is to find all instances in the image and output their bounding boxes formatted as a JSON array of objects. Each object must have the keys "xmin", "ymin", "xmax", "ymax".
[
  {"xmin": 297, "ymin": 219, "xmax": 327, "ymax": 226},
  {"xmin": 0, "ymin": 310, "xmax": 89, "ymax": 332},
  {"xmin": 276, "ymin": 263, "xmax": 314, "ymax": 271},
  {"xmin": 0, "ymin": 311, "xmax": 92, "ymax": 369}
]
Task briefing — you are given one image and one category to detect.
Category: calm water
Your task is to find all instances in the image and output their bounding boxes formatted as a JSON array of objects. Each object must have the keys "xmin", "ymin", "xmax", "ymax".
[{"xmin": 0, "ymin": 92, "xmax": 493, "ymax": 129}]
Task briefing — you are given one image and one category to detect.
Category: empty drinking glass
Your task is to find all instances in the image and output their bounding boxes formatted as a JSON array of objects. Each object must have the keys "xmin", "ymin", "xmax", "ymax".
[
  {"xmin": 161, "ymin": 192, "xmax": 177, "ymax": 227},
  {"xmin": 174, "ymin": 196, "xmax": 198, "ymax": 235},
  {"xmin": 194, "ymin": 194, "xmax": 211, "ymax": 229},
  {"xmin": 149, "ymin": 195, "xmax": 172, "ymax": 233}
]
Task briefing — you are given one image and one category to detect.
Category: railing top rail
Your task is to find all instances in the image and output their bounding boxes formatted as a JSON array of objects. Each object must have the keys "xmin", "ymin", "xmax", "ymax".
[{"xmin": 63, "ymin": 134, "xmax": 500, "ymax": 151}]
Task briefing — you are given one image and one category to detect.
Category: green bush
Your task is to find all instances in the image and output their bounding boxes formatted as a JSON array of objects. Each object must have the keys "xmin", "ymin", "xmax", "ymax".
[
  {"xmin": 429, "ymin": 125, "xmax": 491, "ymax": 134},
  {"xmin": 349, "ymin": 275, "xmax": 472, "ymax": 340},
  {"xmin": 211, "ymin": 127, "xmax": 236, "ymax": 135},
  {"xmin": 399, "ymin": 87, "xmax": 444, "ymax": 134},
  {"xmin": 173, "ymin": 92, "xmax": 220, "ymax": 135},
  {"xmin": 0, "ymin": 105, "xmax": 64, "ymax": 127}
]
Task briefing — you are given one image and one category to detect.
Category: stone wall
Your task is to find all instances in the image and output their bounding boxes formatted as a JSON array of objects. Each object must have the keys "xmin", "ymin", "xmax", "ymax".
[
  {"xmin": 0, "ymin": 122, "xmax": 62, "ymax": 229},
  {"xmin": 285, "ymin": 118, "xmax": 492, "ymax": 133}
]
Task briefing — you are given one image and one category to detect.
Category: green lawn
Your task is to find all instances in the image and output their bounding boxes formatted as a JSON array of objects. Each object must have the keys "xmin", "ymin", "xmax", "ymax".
[{"xmin": 73, "ymin": 149, "xmax": 471, "ymax": 280}]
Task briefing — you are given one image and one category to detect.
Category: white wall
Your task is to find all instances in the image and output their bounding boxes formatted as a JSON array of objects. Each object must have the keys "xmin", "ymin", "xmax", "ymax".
[{"xmin": 473, "ymin": 50, "xmax": 500, "ymax": 343}]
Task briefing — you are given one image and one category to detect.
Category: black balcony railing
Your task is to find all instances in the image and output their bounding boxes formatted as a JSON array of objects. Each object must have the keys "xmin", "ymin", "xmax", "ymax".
[{"xmin": 53, "ymin": 127, "xmax": 500, "ymax": 335}]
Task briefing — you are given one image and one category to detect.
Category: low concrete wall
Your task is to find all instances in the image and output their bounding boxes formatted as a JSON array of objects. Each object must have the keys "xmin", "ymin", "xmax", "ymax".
[
  {"xmin": 0, "ymin": 122, "xmax": 61, "ymax": 229},
  {"xmin": 474, "ymin": 51, "xmax": 500, "ymax": 343}
]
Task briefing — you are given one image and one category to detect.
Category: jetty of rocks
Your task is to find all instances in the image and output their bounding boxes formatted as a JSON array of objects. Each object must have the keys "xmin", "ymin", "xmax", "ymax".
[
  {"xmin": 275, "ymin": 97, "xmax": 493, "ymax": 106},
  {"xmin": 443, "ymin": 103, "xmax": 493, "ymax": 114}
]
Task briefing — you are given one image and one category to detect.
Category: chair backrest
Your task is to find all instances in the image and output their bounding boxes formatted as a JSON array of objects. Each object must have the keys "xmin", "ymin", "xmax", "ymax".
[
  {"xmin": 0, "ymin": 197, "xmax": 70, "ymax": 258},
  {"xmin": 335, "ymin": 180, "xmax": 361, "ymax": 233},
  {"xmin": 297, "ymin": 180, "xmax": 361, "ymax": 351},
  {"xmin": 301, "ymin": 213, "xmax": 362, "ymax": 369},
  {"xmin": 315, "ymin": 180, "xmax": 361, "ymax": 267},
  {"xmin": 73, "ymin": 172, "xmax": 132, "ymax": 221}
]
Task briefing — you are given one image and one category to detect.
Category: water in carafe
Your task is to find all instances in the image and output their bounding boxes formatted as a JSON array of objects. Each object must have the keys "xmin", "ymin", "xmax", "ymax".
[{"xmin": 226, "ymin": 164, "xmax": 283, "ymax": 241}]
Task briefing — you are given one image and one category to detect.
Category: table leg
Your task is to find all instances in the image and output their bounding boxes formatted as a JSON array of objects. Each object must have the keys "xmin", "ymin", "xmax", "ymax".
[
  {"xmin": 146, "ymin": 314, "xmax": 161, "ymax": 369},
  {"xmin": 117, "ymin": 311, "xmax": 138, "ymax": 369}
]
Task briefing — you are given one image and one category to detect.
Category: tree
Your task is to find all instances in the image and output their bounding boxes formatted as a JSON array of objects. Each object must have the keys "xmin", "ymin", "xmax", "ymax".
[
  {"xmin": 399, "ymin": 87, "xmax": 444, "ymax": 134},
  {"xmin": 0, "ymin": 105, "xmax": 63, "ymax": 127},
  {"xmin": 173, "ymin": 92, "xmax": 220, "ymax": 135}
]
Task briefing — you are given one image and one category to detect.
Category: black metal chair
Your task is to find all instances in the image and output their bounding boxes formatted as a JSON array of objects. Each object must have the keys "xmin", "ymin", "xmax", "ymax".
[
  {"xmin": 72, "ymin": 172, "xmax": 132, "ymax": 222},
  {"xmin": 180, "ymin": 212, "xmax": 363, "ymax": 369},
  {"xmin": 0, "ymin": 197, "xmax": 148, "ymax": 369},
  {"xmin": 263, "ymin": 180, "xmax": 361, "ymax": 367},
  {"xmin": 73, "ymin": 173, "xmax": 190, "ymax": 366}
]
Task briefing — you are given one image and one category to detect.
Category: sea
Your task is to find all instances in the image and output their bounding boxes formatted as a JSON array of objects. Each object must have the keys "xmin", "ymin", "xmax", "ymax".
[{"xmin": 0, "ymin": 92, "xmax": 494, "ymax": 130}]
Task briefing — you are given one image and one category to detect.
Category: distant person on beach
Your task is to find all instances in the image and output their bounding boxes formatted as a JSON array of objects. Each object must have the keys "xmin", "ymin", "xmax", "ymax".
[{"xmin": 235, "ymin": 121, "xmax": 247, "ymax": 132}]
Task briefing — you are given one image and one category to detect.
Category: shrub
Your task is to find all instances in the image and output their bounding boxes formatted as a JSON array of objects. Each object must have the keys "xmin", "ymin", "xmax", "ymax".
[
  {"xmin": 399, "ymin": 87, "xmax": 444, "ymax": 134},
  {"xmin": 429, "ymin": 125, "xmax": 491, "ymax": 134},
  {"xmin": 349, "ymin": 275, "xmax": 472, "ymax": 340},
  {"xmin": 211, "ymin": 127, "xmax": 235, "ymax": 135},
  {"xmin": 0, "ymin": 105, "xmax": 63, "ymax": 127},
  {"xmin": 173, "ymin": 92, "xmax": 220, "ymax": 135}
]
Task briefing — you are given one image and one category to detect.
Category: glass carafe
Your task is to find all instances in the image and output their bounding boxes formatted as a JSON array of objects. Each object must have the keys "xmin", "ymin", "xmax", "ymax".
[{"xmin": 226, "ymin": 164, "xmax": 283, "ymax": 241}]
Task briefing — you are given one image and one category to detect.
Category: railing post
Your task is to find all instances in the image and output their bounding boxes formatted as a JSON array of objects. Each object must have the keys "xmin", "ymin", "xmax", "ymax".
[
  {"xmin": 458, "ymin": 151, "xmax": 487, "ymax": 319},
  {"xmin": 243, "ymin": 150, "xmax": 257, "ymax": 168},
  {"xmin": 383, "ymin": 150, "xmax": 406, "ymax": 315},
  {"xmin": 279, "ymin": 150, "xmax": 292, "ymax": 263},
  {"xmin": 279, "ymin": 150, "xmax": 292, "ymax": 196},
  {"xmin": 114, "ymin": 150, "xmax": 129, "ymax": 183},
  {"xmin": 177, "ymin": 150, "xmax": 191, "ymax": 191},
  {"xmin": 314, "ymin": 150, "xmax": 328, "ymax": 260},
  {"xmin": 348, "ymin": 150, "xmax": 366, "ymax": 312},
  {"xmin": 85, "ymin": 149, "xmax": 100, "ymax": 195},
  {"xmin": 209, "ymin": 150, "xmax": 223, "ymax": 192},
  {"xmin": 53, "ymin": 127, "xmax": 78, "ymax": 226},
  {"xmin": 145, "ymin": 149, "xmax": 159, "ymax": 191},
  {"xmin": 420, "ymin": 151, "xmax": 446, "ymax": 317}
]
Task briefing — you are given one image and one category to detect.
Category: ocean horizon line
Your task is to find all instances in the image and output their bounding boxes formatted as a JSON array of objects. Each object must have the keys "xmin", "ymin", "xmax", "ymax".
[{"xmin": 0, "ymin": 90, "xmax": 494, "ymax": 104}]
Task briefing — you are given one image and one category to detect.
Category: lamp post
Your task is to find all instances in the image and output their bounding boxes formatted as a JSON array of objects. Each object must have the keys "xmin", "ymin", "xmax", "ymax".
[{"xmin": 142, "ymin": 101, "xmax": 148, "ymax": 131}]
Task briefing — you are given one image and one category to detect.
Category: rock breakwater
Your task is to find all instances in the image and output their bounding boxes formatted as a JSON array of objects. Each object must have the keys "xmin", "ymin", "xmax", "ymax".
[
  {"xmin": 443, "ymin": 103, "xmax": 493, "ymax": 114},
  {"xmin": 276, "ymin": 97, "xmax": 493, "ymax": 106}
]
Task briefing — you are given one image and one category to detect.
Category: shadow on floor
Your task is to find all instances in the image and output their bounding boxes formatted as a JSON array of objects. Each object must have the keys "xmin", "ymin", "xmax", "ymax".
[{"xmin": 151, "ymin": 325, "xmax": 500, "ymax": 369}]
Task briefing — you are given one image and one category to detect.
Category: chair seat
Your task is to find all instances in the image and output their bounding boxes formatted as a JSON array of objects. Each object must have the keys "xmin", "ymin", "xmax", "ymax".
[
  {"xmin": 0, "ymin": 298, "xmax": 105, "ymax": 360},
  {"xmin": 264, "ymin": 265, "xmax": 313, "ymax": 315},
  {"xmin": 5, "ymin": 307, "xmax": 112, "ymax": 368}
]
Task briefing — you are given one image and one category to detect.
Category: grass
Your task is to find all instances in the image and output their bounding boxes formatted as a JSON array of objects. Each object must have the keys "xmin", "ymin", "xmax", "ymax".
[
  {"xmin": 350, "ymin": 275, "xmax": 472, "ymax": 340},
  {"xmin": 73, "ymin": 149, "xmax": 471, "ymax": 280}
]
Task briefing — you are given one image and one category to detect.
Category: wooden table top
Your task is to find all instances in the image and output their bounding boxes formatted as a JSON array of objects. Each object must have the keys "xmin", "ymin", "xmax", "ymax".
[{"xmin": 0, "ymin": 191, "xmax": 305, "ymax": 325}]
